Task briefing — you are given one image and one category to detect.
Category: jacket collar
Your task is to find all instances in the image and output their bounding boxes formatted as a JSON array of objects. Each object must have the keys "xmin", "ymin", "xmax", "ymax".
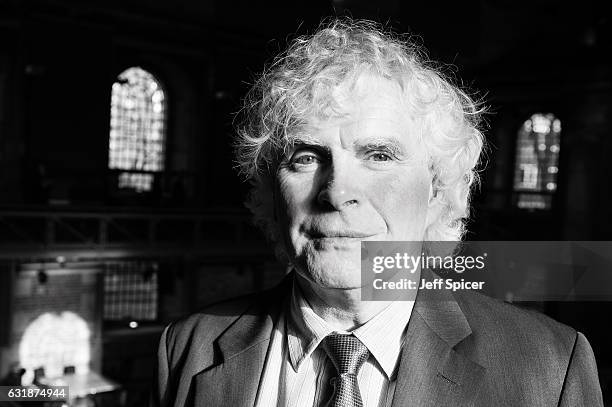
[
  {"xmin": 195, "ymin": 269, "xmax": 484, "ymax": 407},
  {"xmin": 412, "ymin": 267, "xmax": 473, "ymax": 347},
  {"xmin": 389, "ymin": 267, "xmax": 485, "ymax": 406},
  {"xmin": 215, "ymin": 273, "xmax": 292, "ymax": 362},
  {"xmin": 192, "ymin": 272, "xmax": 292, "ymax": 407},
  {"xmin": 215, "ymin": 268, "xmax": 474, "ymax": 360}
]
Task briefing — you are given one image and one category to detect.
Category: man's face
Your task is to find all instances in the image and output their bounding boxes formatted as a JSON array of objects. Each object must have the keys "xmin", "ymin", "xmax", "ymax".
[{"xmin": 275, "ymin": 72, "xmax": 435, "ymax": 289}]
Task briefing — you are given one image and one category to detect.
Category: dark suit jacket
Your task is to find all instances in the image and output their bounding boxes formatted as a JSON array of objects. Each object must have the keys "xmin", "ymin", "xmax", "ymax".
[{"xmin": 153, "ymin": 271, "xmax": 604, "ymax": 406}]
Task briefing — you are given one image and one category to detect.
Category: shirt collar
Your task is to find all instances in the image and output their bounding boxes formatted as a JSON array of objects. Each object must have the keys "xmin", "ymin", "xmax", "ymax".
[
  {"xmin": 286, "ymin": 279, "xmax": 414, "ymax": 379},
  {"xmin": 351, "ymin": 300, "xmax": 414, "ymax": 379},
  {"xmin": 286, "ymin": 280, "xmax": 334, "ymax": 371}
]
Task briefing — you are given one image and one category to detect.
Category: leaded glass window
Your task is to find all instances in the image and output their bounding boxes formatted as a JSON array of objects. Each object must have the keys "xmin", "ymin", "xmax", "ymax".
[
  {"xmin": 513, "ymin": 113, "xmax": 561, "ymax": 210},
  {"xmin": 103, "ymin": 261, "xmax": 158, "ymax": 322},
  {"xmin": 109, "ymin": 67, "xmax": 166, "ymax": 192}
]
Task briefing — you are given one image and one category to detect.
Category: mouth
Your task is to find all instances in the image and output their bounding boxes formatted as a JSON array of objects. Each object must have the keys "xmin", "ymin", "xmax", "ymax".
[{"xmin": 306, "ymin": 230, "xmax": 374, "ymax": 239}]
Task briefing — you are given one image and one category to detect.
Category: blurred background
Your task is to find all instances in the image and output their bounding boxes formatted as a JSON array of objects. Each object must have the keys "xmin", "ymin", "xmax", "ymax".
[{"xmin": 0, "ymin": 0, "xmax": 610, "ymax": 405}]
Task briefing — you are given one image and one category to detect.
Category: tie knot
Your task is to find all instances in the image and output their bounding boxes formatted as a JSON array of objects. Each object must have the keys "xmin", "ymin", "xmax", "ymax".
[{"xmin": 322, "ymin": 333, "xmax": 370, "ymax": 375}]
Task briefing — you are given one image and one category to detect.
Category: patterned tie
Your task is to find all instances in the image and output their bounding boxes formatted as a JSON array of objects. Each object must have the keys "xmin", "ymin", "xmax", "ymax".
[{"xmin": 322, "ymin": 333, "xmax": 370, "ymax": 407}]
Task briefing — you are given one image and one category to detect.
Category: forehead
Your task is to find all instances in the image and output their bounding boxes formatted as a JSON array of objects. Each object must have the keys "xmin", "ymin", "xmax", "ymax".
[
  {"xmin": 333, "ymin": 71, "xmax": 407, "ymax": 114},
  {"xmin": 302, "ymin": 72, "xmax": 417, "ymax": 145}
]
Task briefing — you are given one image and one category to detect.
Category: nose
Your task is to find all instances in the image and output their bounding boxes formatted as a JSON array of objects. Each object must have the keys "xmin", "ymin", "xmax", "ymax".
[{"xmin": 317, "ymin": 159, "xmax": 362, "ymax": 210}]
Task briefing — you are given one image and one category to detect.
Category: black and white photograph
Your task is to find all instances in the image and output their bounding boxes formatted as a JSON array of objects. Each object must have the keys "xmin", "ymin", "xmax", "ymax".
[{"xmin": 0, "ymin": 1, "xmax": 611, "ymax": 406}]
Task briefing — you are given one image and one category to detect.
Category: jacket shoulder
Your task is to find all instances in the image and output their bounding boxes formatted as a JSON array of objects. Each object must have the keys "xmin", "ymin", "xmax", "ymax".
[
  {"xmin": 455, "ymin": 290, "xmax": 580, "ymax": 395},
  {"xmin": 161, "ymin": 275, "xmax": 290, "ymax": 368},
  {"xmin": 457, "ymin": 290, "xmax": 576, "ymax": 355},
  {"xmin": 163, "ymin": 292, "xmax": 256, "ymax": 358},
  {"xmin": 458, "ymin": 292, "xmax": 577, "ymax": 346},
  {"xmin": 453, "ymin": 291, "xmax": 603, "ymax": 405},
  {"xmin": 154, "ymin": 290, "xmax": 275, "ymax": 407}
]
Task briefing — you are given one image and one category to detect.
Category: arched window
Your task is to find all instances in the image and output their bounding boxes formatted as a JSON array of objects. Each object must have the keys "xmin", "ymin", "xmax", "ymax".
[
  {"xmin": 513, "ymin": 113, "xmax": 561, "ymax": 210},
  {"xmin": 19, "ymin": 311, "xmax": 91, "ymax": 385},
  {"xmin": 109, "ymin": 67, "xmax": 166, "ymax": 192}
]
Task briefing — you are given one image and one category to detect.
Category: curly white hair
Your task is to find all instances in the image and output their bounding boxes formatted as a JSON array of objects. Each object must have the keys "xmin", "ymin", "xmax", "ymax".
[{"xmin": 234, "ymin": 18, "xmax": 486, "ymax": 257}]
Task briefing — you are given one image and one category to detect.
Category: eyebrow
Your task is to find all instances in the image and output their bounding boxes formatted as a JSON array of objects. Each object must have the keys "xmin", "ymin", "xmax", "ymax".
[
  {"xmin": 290, "ymin": 136, "xmax": 332, "ymax": 155},
  {"xmin": 354, "ymin": 137, "xmax": 406, "ymax": 157},
  {"xmin": 288, "ymin": 135, "xmax": 407, "ymax": 159}
]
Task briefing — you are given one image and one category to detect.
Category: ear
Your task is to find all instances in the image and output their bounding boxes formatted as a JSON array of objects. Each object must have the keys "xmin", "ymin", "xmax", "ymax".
[
  {"xmin": 272, "ymin": 181, "xmax": 279, "ymax": 222},
  {"xmin": 271, "ymin": 170, "xmax": 281, "ymax": 223},
  {"xmin": 424, "ymin": 182, "xmax": 444, "ymax": 231}
]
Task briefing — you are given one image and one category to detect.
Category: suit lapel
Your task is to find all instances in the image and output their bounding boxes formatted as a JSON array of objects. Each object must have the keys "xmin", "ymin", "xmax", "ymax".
[
  {"xmin": 193, "ymin": 275, "xmax": 291, "ymax": 407},
  {"xmin": 193, "ymin": 340, "xmax": 270, "ymax": 407},
  {"xmin": 391, "ymin": 269, "xmax": 486, "ymax": 407},
  {"xmin": 190, "ymin": 270, "xmax": 486, "ymax": 406}
]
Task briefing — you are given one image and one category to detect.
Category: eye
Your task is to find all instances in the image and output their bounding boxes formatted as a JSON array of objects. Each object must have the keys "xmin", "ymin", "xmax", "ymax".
[
  {"xmin": 369, "ymin": 152, "xmax": 393, "ymax": 162},
  {"xmin": 288, "ymin": 150, "xmax": 323, "ymax": 171},
  {"xmin": 293, "ymin": 154, "xmax": 320, "ymax": 165}
]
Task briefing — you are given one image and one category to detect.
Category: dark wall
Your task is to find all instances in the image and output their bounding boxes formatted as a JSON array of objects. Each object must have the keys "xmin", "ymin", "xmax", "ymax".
[
  {"xmin": 0, "ymin": 2, "xmax": 229, "ymax": 207},
  {"xmin": 1, "ymin": 0, "xmax": 610, "ymax": 216}
]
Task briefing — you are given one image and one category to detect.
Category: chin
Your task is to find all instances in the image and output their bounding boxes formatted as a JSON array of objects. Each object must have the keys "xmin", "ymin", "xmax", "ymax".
[{"xmin": 296, "ymin": 247, "xmax": 364, "ymax": 289}]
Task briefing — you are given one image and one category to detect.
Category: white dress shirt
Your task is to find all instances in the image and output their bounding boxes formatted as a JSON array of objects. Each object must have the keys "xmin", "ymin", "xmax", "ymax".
[{"xmin": 254, "ymin": 280, "xmax": 414, "ymax": 407}]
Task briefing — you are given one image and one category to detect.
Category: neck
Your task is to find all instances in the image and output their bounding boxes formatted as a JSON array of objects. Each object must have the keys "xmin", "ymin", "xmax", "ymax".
[
  {"xmin": 294, "ymin": 268, "xmax": 421, "ymax": 331},
  {"xmin": 295, "ymin": 273, "xmax": 392, "ymax": 331}
]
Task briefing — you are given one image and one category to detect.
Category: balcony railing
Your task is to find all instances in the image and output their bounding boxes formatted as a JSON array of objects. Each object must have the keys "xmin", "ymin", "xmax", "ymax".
[{"xmin": 0, "ymin": 206, "xmax": 270, "ymax": 260}]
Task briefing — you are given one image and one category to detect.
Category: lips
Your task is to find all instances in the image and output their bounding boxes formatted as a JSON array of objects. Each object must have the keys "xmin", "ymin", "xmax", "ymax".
[{"xmin": 307, "ymin": 230, "xmax": 374, "ymax": 239}]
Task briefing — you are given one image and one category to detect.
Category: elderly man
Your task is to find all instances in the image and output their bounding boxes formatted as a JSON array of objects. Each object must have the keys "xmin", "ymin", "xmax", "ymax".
[{"xmin": 154, "ymin": 20, "xmax": 603, "ymax": 406}]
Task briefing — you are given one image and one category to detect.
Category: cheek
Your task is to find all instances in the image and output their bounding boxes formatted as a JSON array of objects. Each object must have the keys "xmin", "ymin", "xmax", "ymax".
[
  {"xmin": 370, "ymin": 169, "xmax": 431, "ymax": 227},
  {"xmin": 276, "ymin": 172, "xmax": 316, "ymax": 226}
]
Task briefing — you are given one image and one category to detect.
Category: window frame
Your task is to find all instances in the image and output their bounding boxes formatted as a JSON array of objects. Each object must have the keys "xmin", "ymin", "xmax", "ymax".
[{"xmin": 108, "ymin": 66, "xmax": 169, "ymax": 194}]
